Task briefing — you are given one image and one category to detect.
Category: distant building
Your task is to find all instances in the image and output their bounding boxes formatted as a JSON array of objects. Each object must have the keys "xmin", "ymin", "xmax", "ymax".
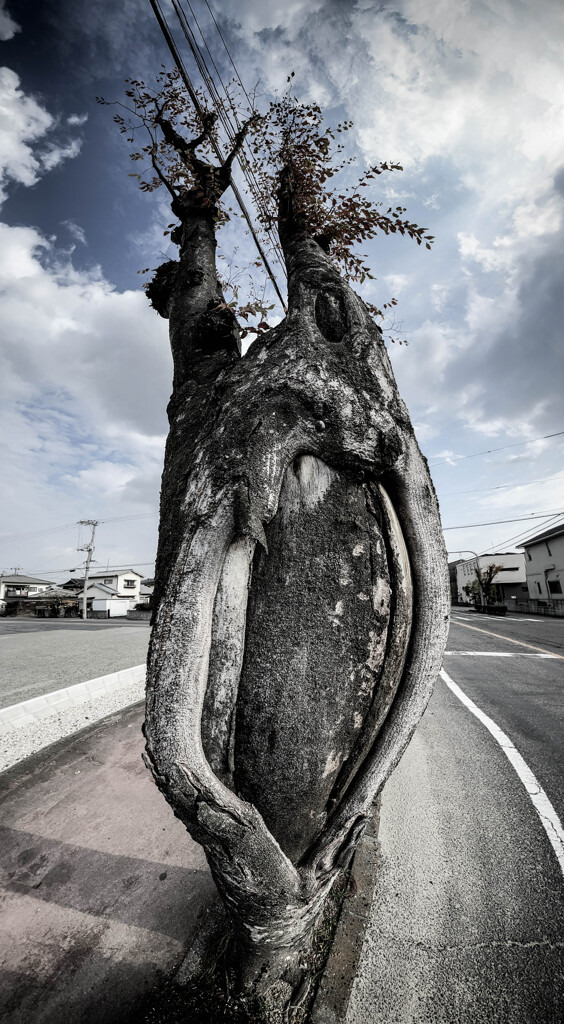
[
  {"xmin": 448, "ymin": 559, "xmax": 463, "ymax": 604},
  {"xmin": 81, "ymin": 569, "xmax": 146, "ymax": 618},
  {"xmin": 518, "ymin": 523, "xmax": 564, "ymax": 604},
  {"xmin": 456, "ymin": 553, "xmax": 527, "ymax": 605},
  {"xmin": 0, "ymin": 574, "xmax": 58, "ymax": 614},
  {"xmin": 0, "ymin": 576, "xmax": 78, "ymax": 617},
  {"xmin": 86, "ymin": 569, "xmax": 144, "ymax": 602},
  {"xmin": 138, "ymin": 584, "xmax": 154, "ymax": 606},
  {"xmin": 1, "ymin": 568, "xmax": 148, "ymax": 618},
  {"xmin": 0, "ymin": 573, "xmax": 56, "ymax": 601},
  {"xmin": 60, "ymin": 577, "xmax": 86, "ymax": 592}
]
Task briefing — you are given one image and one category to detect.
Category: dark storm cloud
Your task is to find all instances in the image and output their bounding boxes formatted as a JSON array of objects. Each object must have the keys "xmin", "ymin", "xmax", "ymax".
[{"xmin": 444, "ymin": 202, "xmax": 564, "ymax": 432}]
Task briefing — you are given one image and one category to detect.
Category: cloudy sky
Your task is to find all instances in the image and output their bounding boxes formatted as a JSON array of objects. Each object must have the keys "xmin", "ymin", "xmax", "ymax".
[{"xmin": 1, "ymin": 0, "xmax": 563, "ymax": 582}]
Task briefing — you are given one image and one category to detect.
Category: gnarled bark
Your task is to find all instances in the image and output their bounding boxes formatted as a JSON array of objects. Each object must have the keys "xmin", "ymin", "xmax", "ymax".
[{"xmin": 142, "ymin": 123, "xmax": 450, "ymax": 1014}]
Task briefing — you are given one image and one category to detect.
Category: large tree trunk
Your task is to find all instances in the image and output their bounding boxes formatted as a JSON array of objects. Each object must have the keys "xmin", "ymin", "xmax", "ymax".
[{"xmin": 143, "ymin": 170, "xmax": 449, "ymax": 1013}]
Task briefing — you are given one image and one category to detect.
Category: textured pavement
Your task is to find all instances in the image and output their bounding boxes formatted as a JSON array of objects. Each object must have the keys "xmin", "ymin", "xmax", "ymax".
[
  {"xmin": 0, "ymin": 704, "xmax": 216, "ymax": 1024},
  {"xmin": 345, "ymin": 613, "xmax": 564, "ymax": 1023}
]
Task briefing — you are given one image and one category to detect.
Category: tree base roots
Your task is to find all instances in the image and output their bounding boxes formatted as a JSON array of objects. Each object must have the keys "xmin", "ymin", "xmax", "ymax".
[{"xmin": 133, "ymin": 869, "xmax": 351, "ymax": 1024}]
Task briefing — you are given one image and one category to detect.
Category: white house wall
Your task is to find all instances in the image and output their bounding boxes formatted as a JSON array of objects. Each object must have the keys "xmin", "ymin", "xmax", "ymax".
[
  {"xmin": 91, "ymin": 598, "xmax": 135, "ymax": 617},
  {"xmin": 456, "ymin": 553, "xmax": 526, "ymax": 604},
  {"xmin": 87, "ymin": 572, "xmax": 143, "ymax": 599},
  {"xmin": 524, "ymin": 533, "xmax": 564, "ymax": 600}
]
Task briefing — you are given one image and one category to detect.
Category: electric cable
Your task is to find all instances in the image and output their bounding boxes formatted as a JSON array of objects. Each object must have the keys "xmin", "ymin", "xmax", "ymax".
[
  {"xmin": 149, "ymin": 0, "xmax": 287, "ymax": 309},
  {"xmin": 429, "ymin": 429, "xmax": 564, "ymax": 468},
  {"xmin": 478, "ymin": 513, "xmax": 564, "ymax": 554},
  {"xmin": 443, "ymin": 509, "xmax": 564, "ymax": 531},
  {"xmin": 180, "ymin": 0, "xmax": 285, "ymax": 273}
]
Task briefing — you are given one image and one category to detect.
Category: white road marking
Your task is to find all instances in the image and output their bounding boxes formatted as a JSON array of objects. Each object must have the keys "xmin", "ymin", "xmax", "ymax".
[
  {"xmin": 444, "ymin": 651, "xmax": 558, "ymax": 658},
  {"xmin": 452, "ymin": 615, "xmax": 543, "ymax": 623},
  {"xmin": 448, "ymin": 619, "xmax": 564, "ymax": 659},
  {"xmin": 440, "ymin": 668, "xmax": 564, "ymax": 878}
]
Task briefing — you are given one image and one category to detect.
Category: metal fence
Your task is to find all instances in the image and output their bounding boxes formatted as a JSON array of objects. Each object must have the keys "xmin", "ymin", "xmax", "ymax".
[
  {"xmin": 507, "ymin": 598, "xmax": 564, "ymax": 617},
  {"xmin": 453, "ymin": 599, "xmax": 564, "ymax": 618}
]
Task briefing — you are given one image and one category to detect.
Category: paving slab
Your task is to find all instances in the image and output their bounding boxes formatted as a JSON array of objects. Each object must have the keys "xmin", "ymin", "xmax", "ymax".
[{"xmin": 0, "ymin": 704, "xmax": 216, "ymax": 1024}]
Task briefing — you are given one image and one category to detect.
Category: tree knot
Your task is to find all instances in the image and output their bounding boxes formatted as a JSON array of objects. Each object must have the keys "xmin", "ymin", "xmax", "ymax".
[{"xmin": 146, "ymin": 260, "xmax": 178, "ymax": 319}]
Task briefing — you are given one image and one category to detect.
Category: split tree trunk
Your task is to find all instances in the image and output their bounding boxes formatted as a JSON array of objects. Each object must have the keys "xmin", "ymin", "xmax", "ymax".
[{"xmin": 143, "ymin": 159, "xmax": 449, "ymax": 1013}]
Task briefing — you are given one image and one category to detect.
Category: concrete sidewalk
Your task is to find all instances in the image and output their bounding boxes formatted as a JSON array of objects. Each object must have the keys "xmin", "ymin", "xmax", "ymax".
[
  {"xmin": 0, "ymin": 704, "xmax": 216, "ymax": 1024},
  {"xmin": 0, "ymin": 702, "xmax": 381, "ymax": 1023}
]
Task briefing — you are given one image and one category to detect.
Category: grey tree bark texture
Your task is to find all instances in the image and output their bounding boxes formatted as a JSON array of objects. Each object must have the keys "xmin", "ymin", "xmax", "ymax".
[{"xmin": 142, "ymin": 128, "xmax": 450, "ymax": 1009}]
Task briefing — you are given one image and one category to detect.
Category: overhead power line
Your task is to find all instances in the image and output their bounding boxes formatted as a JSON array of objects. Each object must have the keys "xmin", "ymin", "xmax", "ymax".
[
  {"xmin": 0, "ymin": 520, "xmax": 82, "ymax": 544},
  {"xmin": 479, "ymin": 513, "xmax": 564, "ymax": 554},
  {"xmin": 439, "ymin": 476, "xmax": 549, "ymax": 497},
  {"xmin": 443, "ymin": 509, "xmax": 564, "ymax": 531},
  {"xmin": 429, "ymin": 429, "xmax": 564, "ymax": 468},
  {"xmin": 27, "ymin": 561, "xmax": 156, "ymax": 577},
  {"xmin": 179, "ymin": 0, "xmax": 285, "ymax": 272},
  {"xmin": 0, "ymin": 512, "xmax": 159, "ymax": 544},
  {"xmin": 149, "ymin": 0, "xmax": 287, "ymax": 310}
]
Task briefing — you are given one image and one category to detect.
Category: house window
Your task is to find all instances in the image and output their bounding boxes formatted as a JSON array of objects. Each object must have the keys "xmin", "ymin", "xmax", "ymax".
[
  {"xmin": 123, "ymin": 580, "xmax": 136, "ymax": 589},
  {"xmin": 104, "ymin": 578, "xmax": 113, "ymax": 585},
  {"xmin": 548, "ymin": 580, "xmax": 562, "ymax": 595},
  {"xmin": 535, "ymin": 582, "xmax": 542, "ymax": 594}
]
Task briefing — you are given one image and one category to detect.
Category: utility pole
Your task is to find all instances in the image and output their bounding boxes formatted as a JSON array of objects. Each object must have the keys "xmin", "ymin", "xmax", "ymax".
[{"xmin": 77, "ymin": 521, "xmax": 98, "ymax": 621}]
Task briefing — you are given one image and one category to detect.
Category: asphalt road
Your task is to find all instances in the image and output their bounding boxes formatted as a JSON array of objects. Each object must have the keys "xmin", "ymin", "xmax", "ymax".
[
  {"xmin": 347, "ymin": 610, "xmax": 564, "ymax": 1023},
  {"xmin": 0, "ymin": 620, "xmax": 150, "ymax": 708}
]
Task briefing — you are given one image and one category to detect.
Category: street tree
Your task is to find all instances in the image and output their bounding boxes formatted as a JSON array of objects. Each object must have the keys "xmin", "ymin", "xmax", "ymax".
[
  {"xmin": 104, "ymin": 70, "xmax": 450, "ymax": 1018},
  {"xmin": 464, "ymin": 562, "xmax": 505, "ymax": 605}
]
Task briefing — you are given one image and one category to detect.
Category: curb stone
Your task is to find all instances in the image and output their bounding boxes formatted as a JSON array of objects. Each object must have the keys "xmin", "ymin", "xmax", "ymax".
[
  {"xmin": 311, "ymin": 796, "xmax": 381, "ymax": 1023},
  {"xmin": 0, "ymin": 665, "xmax": 146, "ymax": 734}
]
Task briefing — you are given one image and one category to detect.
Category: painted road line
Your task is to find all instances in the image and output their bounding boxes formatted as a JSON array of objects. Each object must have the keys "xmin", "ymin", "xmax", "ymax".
[
  {"xmin": 449, "ymin": 620, "xmax": 564, "ymax": 659},
  {"xmin": 444, "ymin": 651, "xmax": 558, "ymax": 658},
  {"xmin": 440, "ymin": 668, "xmax": 564, "ymax": 878},
  {"xmin": 453, "ymin": 616, "xmax": 544, "ymax": 623}
]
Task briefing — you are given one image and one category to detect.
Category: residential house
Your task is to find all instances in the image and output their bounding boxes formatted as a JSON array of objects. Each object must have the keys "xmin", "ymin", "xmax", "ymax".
[
  {"xmin": 456, "ymin": 553, "xmax": 527, "ymax": 605},
  {"xmin": 137, "ymin": 584, "xmax": 154, "ymax": 606},
  {"xmin": 0, "ymin": 574, "xmax": 56, "ymax": 601},
  {"xmin": 518, "ymin": 524, "xmax": 564, "ymax": 606},
  {"xmin": 82, "ymin": 569, "xmax": 145, "ymax": 618},
  {"xmin": 60, "ymin": 569, "xmax": 147, "ymax": 618},
  {"xmin": 0, "ymin": 576, "xmax": 78, "ymax": 617},
  {"xmin": 87, "ymin": 569, "xmax": 144, "ymax": 601}
]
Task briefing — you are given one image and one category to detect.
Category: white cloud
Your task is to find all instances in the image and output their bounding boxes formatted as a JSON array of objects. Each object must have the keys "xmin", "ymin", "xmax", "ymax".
[
  {"xmin": 0, "ymin": 67, "xmax": 53, "ymax": 200},
  {"xmin": 0, "ymin": 66, "xmax": 170, "ymax": 571},
  {"xmin": 0, "ymin": 222, "xmax": 171, "ymax": 433},
  {"xmin": 0, "ymin": 67, "xmax": 85, "ymax": 204},
  {"xmin": 383, "ymin": 273, "xmax": 409, "ymax": 296},
  {"xmin": 0, "ymin": 1, "xmax": 19, "ymax": 41},
  {"xmin": 40, "ymin": 137, "xmax": 83, "ymax": 172},
  {"xmin": 0, "ymin": 221, "xmax": 171, "ymax": 565},
  {"xmin": 477, "ymin": 467, "xmax": 564, "ymax": 515},
  {"xmin": 67, "ymin": 113, "xmax": 88, "ymax": 126},
  {"xmin": 2, "ymin": 1, "xmax": 562, "ymax": 565},
  {"xmin": 62, "ymin": 219, "xmax": 87, "ymax": 246},
  {"xmin": 225, "ymin": 0, "xmax": 563, "ymax": 442}
]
